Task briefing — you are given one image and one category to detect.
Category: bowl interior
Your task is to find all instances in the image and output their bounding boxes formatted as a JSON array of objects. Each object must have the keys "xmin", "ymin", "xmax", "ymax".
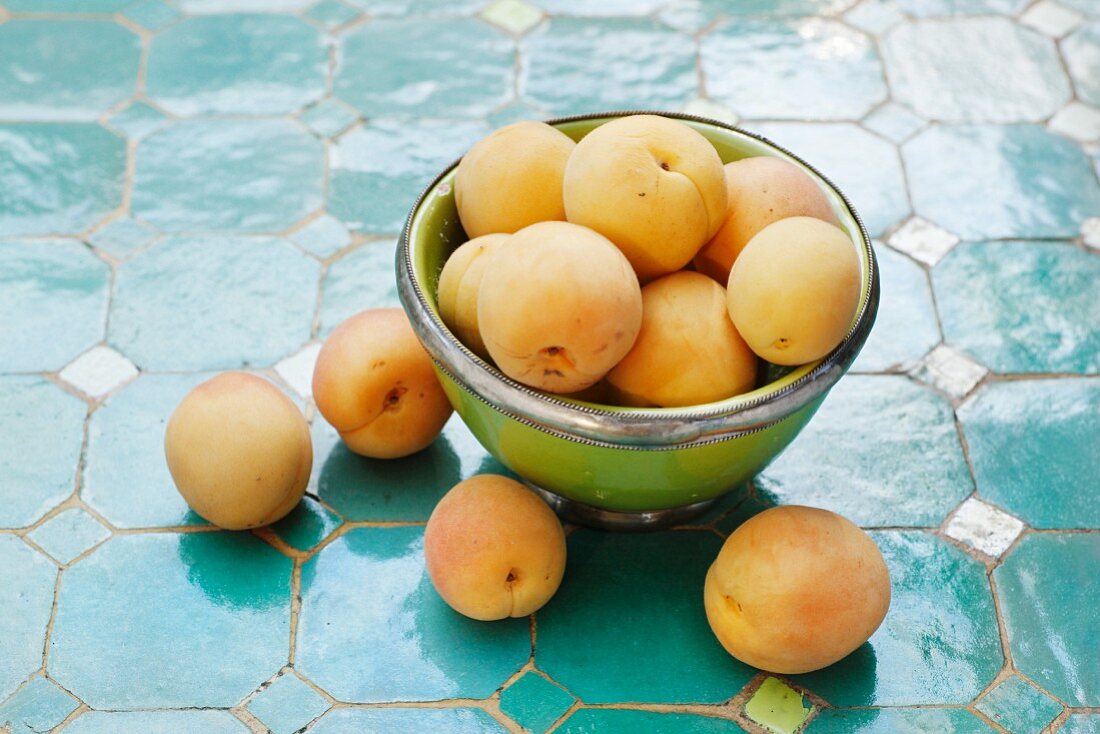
[{"xmin": 406, "ymin": 113, "xmax": 875, "ymax": 416}]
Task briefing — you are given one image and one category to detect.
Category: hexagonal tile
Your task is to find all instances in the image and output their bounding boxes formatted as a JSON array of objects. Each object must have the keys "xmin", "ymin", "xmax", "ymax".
[
  {"xmin": 296, "ymin": 526, "xmax": 530, "ymax": 702},
  {"xmin": 1064, "ymin": 23, "xmax": 1100, "ymax": 107},
  {"xmin": 1062, "ymin": 715, "xmax": 1100, "ymax": 733},
  {"xmin": 58, "ymin": 346, "xmax": 139, "ymax": 400},
  {"xmin": 320, "ymin": 241, "xmax": 400, "ymax": 335},
  {"xmin": 299, "ymin": 99, "xmax": 359, "ymax": 139},
  {"xmin": 133, "ymin": 120, "xmax": 323, "ymax": 233},
  {"xmin": 752, "ymin": 122, "xmax": 908, "ymax": 237},
  {"xmin": 105, "ymin": 101, "xmax": 167, "ymax": 141},
  {"xmin": 757, "ymin": 376, "xmax": 973, "ymax": 527},
  {"xmin": 1059, "ymin": 0, "xmax": 1100, "ymax": 17},
  {"xmin": 26, "ymin": 508, "xmax": 111, "ymax": 565},
  {"xmin": 703, "ymin": 19, "xmax": 885, "ymax": 120},
  {"xmin": 1050, "ymin": 101, "xmax": 1100, "ymax": 143},
  {"xmin": 808, "ymin": 708, "xmax": 996, "ymax": 732},
  {"xmin": 522, "ymin": 18, "xmax": 696, "ymax": 116},
  {"xmin": 942, "ymin": 498, "xmax": 1024, "ymax": 558},
  {"xmin": 958, "ymin": 379, "xmax": 1100, "ymax": 528},
  {"xmin": 306, "ymin": 0, "xmax": 361, "ymax": 28},
  {"xmin": 0, "ymin": 239, "xmax": 109, "ymax": 372},
  {"xmin": 268, "ymin": 496, "xmax": 342, "ymax": 553},
  {"xmin": 932, "ymin": 242, "xmax": 1100, "ymax": 373},
  {"xmin": 0, "ymin": 20, "xmax": 140, "ymax": 121},
  {"xmin": 537, "ymin": 530, "xmax": 753, "ymax": 704},
  {"xmin": 0, "ymin": 124, "xmax": 126, "ymax": 237},
  {"xmin": 976, "ymin": 675, "xmax": 1063, "ymax": 732},
  {"xmin": 0, "ymin": 676, "xmax": 78, "ymax": 734},
  {"xmin": 274, "ymin": 342, "xmax": 321, "ymax": 399},
  {"xmin": 0, "ymin": 377, "xmax": 84, "ymax": 529},
  {"xmin": 909, "ymin": 345, "xmax": 988, "ymax": 399},
  {"xmin": 328, "ymin": 119, "xmax": 487, "ymax": 234},
  {"xmin": 883, "ymin": 18, "xmax": 1068, "ymax": 123},
  {"xmin": 147, "ymin": 16, "xmax": 326, "ymax": 116},
  {"xmin": 1021, "ymin": 0, "xmax": 1085, "ymax": 38},
  {"xmin": 861, "ymin": 102, "xmax": 924, "ymax": 144},
  {"xmin": 887, "ymin": 217, "xmax": 959, "ymax": 267},
  {"xmin": 290, "ymin": 214, "xmax": 351, "ymax": 258},
  {"xmin": 247, "ymin": 673, "xmax": 330, "ymax": 734},
  {"xmin": 893, "ymin": 0, "xmax": 1028, "ymax": 15},
  {"xmin": 744, "ymin": 678, "xmax": 812, "ymax": 734},
  {"xmin": 49, "ymin": 532, "xmax": 292, "ymax": 708},
  {"xmin": 308, "ymin": 708, "xmax": 507, "ymax": 733},
  {"xmin": 850, "ymin": 245, "xmax": 939, "ymax": 373},
  {"xmin": 995, "ymin": 533, "xmax": 1100, "ymax": 706},
  {"xmin": 0, "ymin": 536, "xmax": 56, "ymax": 701},
  {"xmin": 336, "ymin": 18, "xmax": 512, "ymax": 118},
  {"xmin": 64, "ymin": 710, "xmax": 250, "ymax": 734},
  {"xmin": 905, "ymin": 125, "xmax": 1100, "ymax": 240},
  {"xmin": 557, "ymin": 710, "xmax": 745, "ymax": 733},
  {"xmin": 122, "ymin": 0, "xmax": 181, "ymax": 30},
  {"xmin": 82, "ymin": 373, "xmax": 212, "ymax": 529},
  {"xmin": 89, "ymin": 218, "xmax": 158, "ymax": 259},
  {"xmin": 499, "ymin": 672, "xmax": 575, "ymax": 734},
  {"xmin": 110, "ymin": 236, "xmax": 319, "ymax": 370},
  {"xmin": 793, "ymin": 532, "xmax": 1002, "ymax": 705}
]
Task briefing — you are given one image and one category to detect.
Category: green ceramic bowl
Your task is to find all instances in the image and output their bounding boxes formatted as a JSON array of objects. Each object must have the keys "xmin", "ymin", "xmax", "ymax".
[{"xmin": 397, "ymin": 111, "xmax": 879, "ymax": 530}]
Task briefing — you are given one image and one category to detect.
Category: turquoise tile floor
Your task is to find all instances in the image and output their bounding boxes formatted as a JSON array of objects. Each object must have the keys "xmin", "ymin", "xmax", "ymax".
[{"xmin": 1, "ymin": 0, "xmax": 1098, "ymax": 732}]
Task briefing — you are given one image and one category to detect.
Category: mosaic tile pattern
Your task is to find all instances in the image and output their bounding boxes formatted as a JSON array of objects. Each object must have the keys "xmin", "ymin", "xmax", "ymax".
[{"xmin": 0, "ymin": 2, "xmax": 1097, "ymax": 732}]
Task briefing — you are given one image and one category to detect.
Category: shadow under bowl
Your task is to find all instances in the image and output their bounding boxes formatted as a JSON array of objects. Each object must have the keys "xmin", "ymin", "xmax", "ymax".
[{"xmin": 397, "ymin": 111, "xmax": 879, "ymax": 530}]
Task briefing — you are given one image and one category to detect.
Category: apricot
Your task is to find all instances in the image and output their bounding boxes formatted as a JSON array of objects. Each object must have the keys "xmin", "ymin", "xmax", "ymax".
[
  {"xmin": 312, "ymin": 308, "xmax": 452, "ymax": 459},
  {"xmin": 477, "ymin": 221, "xmax": 642, "ymax": 393},
  {"xmin": 563, "ymin": 114, "xmax": 727, "ymax": 282},
  {"xmin": 436, "ymin": 233, "xmax": 510, "ymax": 359},
  {"xmin": 726, "ymin": 217, "xmax": 860, "ymax": 365},
  {"xmin": 694, "ymin": 157, "xmax": 838, "ymax": 284},
  {"xmin": 164, "ymin": 372, "xmax": 311, "ymax": 530},
  {"xmin": 704, "ymin": 505, "xmax": 890, "ymax": 674},
  {"xmin": 454, "ymin": 121, "xmax": 576, "ymax": 238},
  {"xmin": 424, "ymin": 474, "xmax": 566, "ymax": 621},
  {"xmin": 606, "ymin": 272, "xmax": 757, "ymax": 407}
]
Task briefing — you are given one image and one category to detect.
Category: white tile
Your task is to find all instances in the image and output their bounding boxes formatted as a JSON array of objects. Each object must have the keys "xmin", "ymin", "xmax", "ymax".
[
  {"xmin": 1020, "ymin": 0, "xmax": 1084, "ymax": 38},
  {"xmin": 276, "ymin": 342, "xmax": 322, "ymax": 400},
  {"xmin": 480, "ymin": 0, "xmax": 543, "ymax": 35},
  {"xmin": 888, "ymin": 216, "xmax": 960, "ymax": 267},
  {"xmin": 1083, "ymin": 217, "xmax": 1100, "ymax": 251},
  {"xmin": 911, "ymin": 345, "xmax": 988, "ymax": 399},
  {"xmin": 844, "ymin": 0, "xmax": 905, "ymax": 36},
  {"xmin": 943, "ymin": 497, "xmax": 1025, "ymax": 558},
  {"xmin": 682, "ymin": 97, "xmax": 739, "ymax": 126},
  {"xmin": 1049, "ymin": 101, "xmax": 1100, "ymax": 143},
  {"xmin": 58, "ymin": 345, "xmax": 138, "ymax": 399}
]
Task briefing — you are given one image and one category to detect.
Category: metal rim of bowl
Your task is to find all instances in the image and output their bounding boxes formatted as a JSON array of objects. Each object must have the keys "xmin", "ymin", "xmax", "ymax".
[{"xmin": 397, "ymin": 110, "xmax": 880, "ymax": 449}]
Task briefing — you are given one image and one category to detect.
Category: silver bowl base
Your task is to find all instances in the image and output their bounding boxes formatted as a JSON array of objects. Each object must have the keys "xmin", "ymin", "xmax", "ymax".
[{"xmin": 524, "ymin": 482, "xmax": 719, "ymax": 532}]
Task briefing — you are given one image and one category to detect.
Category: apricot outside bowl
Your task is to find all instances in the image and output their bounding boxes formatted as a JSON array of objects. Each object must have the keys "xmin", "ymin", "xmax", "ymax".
[{"xmin": 397, "ymin": 111, "xmax": 879, "ymax": 530}]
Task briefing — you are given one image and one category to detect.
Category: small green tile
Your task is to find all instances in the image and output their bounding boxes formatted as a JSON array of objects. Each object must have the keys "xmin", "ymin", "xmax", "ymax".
[
  {"xmin": 0, "ymin": 20, "xmax": 140, "ymax": 121},
  {"xmin": 556, "ymin": 709, "xmax": 747, "ymax": 733},
  {"xmin": 807, "ymin": 708, "xmax": 996, "ymax": 732},
  {"xmin": 147, "ymin": 15, "xmax": 326, "ymax": 115},
  {"xmin": 106, "ymin": 101, "xmax": 167, "ymax": 140},
  {"xmin": 49, "ymin": 533, "xmax": 292, "ymax": 709},
  {"xmin": 247, "ymin": 673, "xmax": 331, "ymax": 734},
  {"xmin": 933, "ymin": 243, "xmax": 1100, "ymax": 374},
  {"xmin": 299, "ymin": 99, "xmax": 359, "ymax": 138},
  {"xmin": 1062, "ymin": 715, "xmax": 1100, "ymax": 734},
  {"xmin": 862, "ymin": 102, "xmax": 925, "ymax": 143},
  {"xmin": 89, "ymin": 218, "xmax": 158, "ymax": 259},
  {"xmin": 995, "ymin": 534, "xmax": 1100, "ymax": 706},
  {"xmin": 0, "ymin": 537, "xmax": 57, "ymax": 702},
  {"xmin": 306, "ymin": 0, "xmax": 361, "ymax": 27},
  {"xmin": 523, "ymin": 18, "xmax": 696, "ymax": 116},
  {"xmin": 26, "ymin": 509, "xmax": 110, "ymax": 566},
  {"xmin": 793, "ymin": 532, "xmax": 1003, "ymax": 706},
  {"xmin": 703, "ymin": 19, "xmax": 885, "ymax": 120},
  {"xmin": 0, "ymin": 676, "xmax": 78, "ymax": 734},
  {"xmin": 745, "ymin": 678, "xmax": 812, "ymax": 734},
  {"xmin": 0, "ymin": 124, "xmax": 126, "ymax": 237},
  {"xmin": 537, "ymin": 530, "xmax": 754, "ymax": 704},
  {"xmin": 0, "ymin": 239, "xmax": 110, "ymax": 372},
  {"xmin": 976, "ymin": 675, "xmax": 1063, "ymax": 733},
  {"xmin": 309, "ymin": 708, "xmax": 506, "ymax": 733},
  {"xmin": 290, "ymin": 214, "xmax": 351, "ymax": 258},
  {"xmin": 320, "ymin": 241, "xmax": 401, "ymax": 335},
  {"xmin": 296, "ymin": 527, "xmax": 530, "ymax": 702},
  {"xmin": 269, "ymin": 496, "xmax": 342, "ymax": 552},
  {"xmin": 65, "ymin": 710, "xmax": 250, "ymax": 734},
  {"xmin": 757, "ymin": 376, "xmax": 973, "ymax": 527},
  {"xmin": 133, "ymin": 120, "xmax": 323, "ymax": 233},
  {"xmin": 123, "ymin": 0, "xmax": 181, "ymax": 30},
  {"xmin": 336, "ymin": 18, "xmax": 512, "ymax": 118},
  {"xmin": 0, "ymin": 377, "xmax": 85, "ymax": 529},
  {"xmin": 499, "ymin": 672, "xmax": 575, "ymax": 734}
]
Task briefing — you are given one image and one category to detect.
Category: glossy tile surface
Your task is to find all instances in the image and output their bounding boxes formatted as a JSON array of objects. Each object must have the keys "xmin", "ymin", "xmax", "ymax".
[{"xmin": 2, "ymin": 3, "xmax": 1098, "ymax": 730}]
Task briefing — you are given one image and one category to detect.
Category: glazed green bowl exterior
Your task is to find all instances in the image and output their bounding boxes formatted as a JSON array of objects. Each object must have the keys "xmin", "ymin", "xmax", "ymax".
[{"xmin": 397, "ymin": 111, "xmax": 879, "ymax": 520}]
